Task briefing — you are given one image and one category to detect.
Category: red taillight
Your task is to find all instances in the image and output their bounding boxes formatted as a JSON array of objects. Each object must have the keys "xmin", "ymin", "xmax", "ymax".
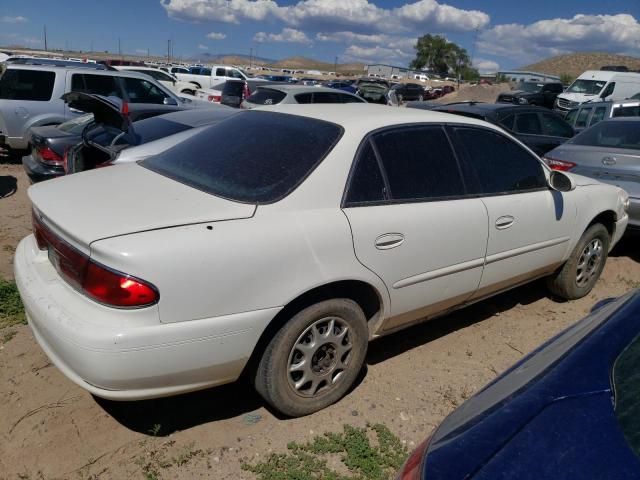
[
  {"xmin": 37, "ymin": 146, "xmax": 63, "ymax": 167},
  {"xmin": 83, "ymin": 262, "xmax": 158, "ymax": 308},
  {"xmin": 544, "ymin": 156, "xmax": 576, "ymax": 171},
  {"xmin": 32, "ymin": 209, "xmax": 158, "ymax": 308},
  {"xmin": 243, "ymin": 82, "xmax": 250, "ymax": 99},
  {"xmin": 208, "ymin": 95, "xmax": 221, "ymax": 102},
  {"xmin": 397, "ymin": 435, "xmax": 432, "ymax": 480}
]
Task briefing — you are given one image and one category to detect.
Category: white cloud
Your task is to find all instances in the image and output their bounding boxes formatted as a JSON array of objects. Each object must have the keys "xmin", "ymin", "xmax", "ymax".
[
  {"xmin": 206, "ymin": 31, "xmax": 226, "ymax": 40},
  {"xmin": 342, "ymin": 44, "xmax": 412, "ymax": 64},
  {"xmin": 478, "ymin": 14, "xmax": 640, "ymax": 63},
  {"xmin": 135, "ymin": 48, "xmax": 148, "ymax": 54},
  {"xmin": 198, "ymin": 43, "xmax": 209, "ymax": 50},
  {"xmin": 1, "ymin": 15, "xmax": 27, "ymax": 23},
  {"xmin": 316, "ymin": 31, "xmax": 415, "ymax": 50},
  {"xmin": 473, "ymin": 58, "xmax": 499, "ymax": 74},
  {"xmin": 254, "ymin": 28, "xmax": 312, "ymax": 44},
  {"xmin": 161, "ymin": 0, "xmax": 489, "ymax": 32}
]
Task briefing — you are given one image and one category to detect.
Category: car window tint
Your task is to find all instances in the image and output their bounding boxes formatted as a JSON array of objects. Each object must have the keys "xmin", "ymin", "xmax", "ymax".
[
  {"xmin": 339, "ymin": 94, "xmax": 364, "ymax": 103},
  {"xmin": 121, "ymin": 77, "xmax": 168, "ymax": 104},
  {"xmin": 142, "ymin": 111, "xmax": 343, "ymax": 203},
  {"xmin": 613, "ymin": 333, "xmax": 640, "ymax": 458},
  {"xmin": 227, "ymin": 69, "xmax": 243, "ymax": 79},
  {"xmin": 453, "ymin": 127, "xmax": 546, "ymax": 194},
  {"xmin": 135, "ymin": 69, "xmax": 172, "ymax": 82},
  {"xmin": 0, "ymin": 69, "xmax": 55, "ymax": 101},
  {"xmin": 564, "ymin": 109, "xmax": 578, "ymax": 125},
  {"xmin": 215, "ymin": 68, "xmax": 226, "ymax": 76},
  {"xmin": 71, "ymin": 74, "xmax": 120, "ymax": 98},
  {"xmin": 313, "ymin": 92, "xmax": 342, "ymax": 104},
  {"xmin": 575, "ymin": 108, "xmax": 592, "ymax": 128},
  {"xmin": 614, "ymin": 105, "xmax": 640, "ymax": 118},
  {"xmin": 514, "ymin": 113, "xmax": 542, "ymax": 135},
  {"xmin": 345, "ymin": 141, "xmax": 386, "ymax": 204},
  {"xmin": 601, "ymin": 82, "xmax": 615, "ymax": 98},
  {"xmin": 373, "ymin": 126, "xmax": 464, "ymax": 201},
  {"xmin": 541, "ymin": 113, "xmax": 573, "ymax": 137},
  {"xmin": 294, "ymin": 93, "xmax": 313, "ymax": 104},
  {"xmin": 500, "ymin": 114, "xmax": 515, "ymax": 131},
  {"xmin": 247, "ymin": 88, "xmax": 287, "ymax": 105},
  {"xmin": 590, "ymin": 107, "xmax": 607, "ymax": 126}
]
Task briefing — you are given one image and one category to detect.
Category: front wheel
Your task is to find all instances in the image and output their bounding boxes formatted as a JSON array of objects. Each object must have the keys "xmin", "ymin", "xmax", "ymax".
[
  {"xmin": 546, "ymin": 223, "xmax": 610, "ymax": 299},
  {"xmin": 254, "ymin": 299, "xmax": 368, "ymax": 417}
]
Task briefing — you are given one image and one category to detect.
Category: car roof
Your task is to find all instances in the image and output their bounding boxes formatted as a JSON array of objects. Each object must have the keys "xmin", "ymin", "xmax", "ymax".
[
  {"xmin": 152, "ymin": 105, "xmax": 238, "ymax": 127},
  {"xmin": 432, "ymin": 103, "xmax": 547, "ymax": 116},
  {"xmin": 256, "ymin": 85, "xmax": 355, "ymax": 95},
  {"xmin": 258, "ymin": 103, "xmax": 497, "ymax": 131},
  {"xmin": 6, "ymin": 64, "xmax": 160, "ymax": 80}
]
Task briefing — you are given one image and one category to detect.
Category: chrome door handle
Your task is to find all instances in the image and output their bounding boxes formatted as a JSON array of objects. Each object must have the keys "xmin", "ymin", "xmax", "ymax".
[
  {"xmin": 375, "ymin": 233, "xmax": 405, "ymax": 250},
  {"xmin": 495, "ymin": 216, "xmax": 515, "ymax": 230}
]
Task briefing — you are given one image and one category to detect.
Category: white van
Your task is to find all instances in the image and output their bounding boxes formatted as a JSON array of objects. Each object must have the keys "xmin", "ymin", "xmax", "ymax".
[
  {"xmin": 414, "ymin": 74, "xmax": 429, "ymax": 82},
  {"xmin": 554, "ymin": 70, "xmax": 640, "ymax": 112}
]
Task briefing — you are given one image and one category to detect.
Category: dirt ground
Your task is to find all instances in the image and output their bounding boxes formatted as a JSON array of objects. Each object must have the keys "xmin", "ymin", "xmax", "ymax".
[
  {"xmin": 432, "ymin": 82, "xmax": 511, "ymax": 104},
  {"xmin": 1, "ymin": 162, "xmax": 639, "ymax": 479}
]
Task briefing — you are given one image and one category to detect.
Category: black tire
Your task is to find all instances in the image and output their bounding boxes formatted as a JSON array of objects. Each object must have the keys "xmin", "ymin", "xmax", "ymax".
[
  {"xmin": 547, "ymin": 223, "xmax": 609, "ymax": 300},
  {"xmin": 254, "ymin": 299, "xmax": 368, "ymax": 417},
  {"xmin": 190, "ymin": 82, "xmax": 201, "ymax": 89}
]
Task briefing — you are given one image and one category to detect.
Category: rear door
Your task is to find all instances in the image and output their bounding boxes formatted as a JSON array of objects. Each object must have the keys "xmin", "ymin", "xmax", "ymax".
[
  {"xmin": 342, "ymin": 125, "xmax": 488, "ymax": 331},
  {"xmin": 449, "ymin": 125, "xmax": 576, "ymax": 299}
]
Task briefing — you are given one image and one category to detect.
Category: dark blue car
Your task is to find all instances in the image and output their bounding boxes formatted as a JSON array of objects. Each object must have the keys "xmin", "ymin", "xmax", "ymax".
[
  {"xmin": 399, "ymin": 290, "xmax": 640, "ymax": 479},
  {"xmin": 324, "ymin": 81, "xmax": 357, "ymax": 95}
]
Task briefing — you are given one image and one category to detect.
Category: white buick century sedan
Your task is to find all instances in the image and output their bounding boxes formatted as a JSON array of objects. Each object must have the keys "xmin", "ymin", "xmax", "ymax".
[{"xmin": 15, "ymin": 104, "xmax": 629, "ymax": 417}]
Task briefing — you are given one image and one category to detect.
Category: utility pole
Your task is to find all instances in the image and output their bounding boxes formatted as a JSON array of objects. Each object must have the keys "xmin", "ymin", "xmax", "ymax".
[
  {"xmin": 334, "ymin": 55, "xmax": 338, "ymax": 75},
  {"xmin": 118, "ymin": 37, "xmax": 122, "ymax": 59},
  {"xmin": 167, "ymin": 39, "xmax": 171, "ymax": 64},
  {"xmin": 43, "ymin": 25, "xmax": 47, "ymax": 51},
  {"xmin": 90, "ymin": 40, "xmax": 93, "ymax": 53},
  {"xmin": 249, "ymin": 47, "xmax": 253, "ymax": 69}
]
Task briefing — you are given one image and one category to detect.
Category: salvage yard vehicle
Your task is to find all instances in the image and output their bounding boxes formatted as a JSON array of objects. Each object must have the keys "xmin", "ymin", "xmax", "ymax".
[
  {"xmin": 0, "ymin": 64, "xmax": 196, "ymax": 156},
  {"xmin": 22, "ymin": 95, "xmax": 186, "ymax": 182},
  {"xmin": 562, "ymin": 98, "xmax": 640, "ymax": 134},
  {"xmin": 241, "ymin": 84, "xmax": 365, "ymax": 109},
  {"xmin": 391, "ymin": 82, "xmax": 428, "ymax": 102},
  {"xmin": 175, "ymin": 64, "xmax": 263, "ymax": 91},
  {"xmin": 496, "ymin": 81, "xmax": 564, "ymax": 109},
  {"xmin": 543, "ymin": 117, "xmax": 640, "ymax": 230},
  {"xmin": 15, "ymin": 104, "xmax": 628, "ymax": 417},
  {"xmin": 398, "ymin": 290, "xmax": 640, "ymax": 480},
  {"xmin": 113, "ymin": 66, "xmax": 200, "ymax": 96},
  {"xmin": 554, "ymin": 70, "xmax": 640, "ymax": 113},
  {"xmin": 408, "ymin": 102, "xmax": 574, "ymax": 156}
]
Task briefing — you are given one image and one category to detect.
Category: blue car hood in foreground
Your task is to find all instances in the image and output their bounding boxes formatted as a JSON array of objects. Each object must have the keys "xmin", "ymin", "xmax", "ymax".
[{"xmin": 423, "ymin": 290, "xmax": 640, "ymax": 479}]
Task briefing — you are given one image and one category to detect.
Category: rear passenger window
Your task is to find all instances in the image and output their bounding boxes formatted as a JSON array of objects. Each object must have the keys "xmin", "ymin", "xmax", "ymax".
[
  {"xmin": 215, "ymin": 68, "xmax": 226, "ymax": 76},
  {"xmin": 312, "ymin": 92, "xmax": 341, "ymax": 103},
  {"xmin": 590, "ymin": 107, "xmax": 607, "ymax": 126},
  {"xmin": 453, "ymin": 127, "xmax": 546, "ymax": 195},
  {"xmin": 541, "ymin": 113, "xmax": 573, "ymax": 137},
  {"xmin": 121, "ymin": 77, "xmax": 168, "ymax": 104},
  {"xmin": 247, "ymin": 89, "xmax": 286, "ymax": 105},
  {"xmin": 0, "ymin": 69, "xmax": 55, "ymax": 101},
  {"xmin": 345, "ymin": 141, "xmax": 386, "ymax": 205},
  {"xmin": 575, "ymin": 108, "xmax": 592, "ymax": 128},
  {"xmin": 500, "ymin": 114, "xmax": 515, "ymax": 131},
  {"xmin": 339, "ymin": 94, "xmax": 364, "ymax": 103},
  {"xmin": 373, "ymin": 126, "xmax": 464, "ymax": 201},
  {"xmin": 294, "ymin": 93, "xmax": 313, "ymax": 104},
  {"xmin": 71, "ymin": 74, "xmax": 120, "ymax": 98},
  {"xmin": 514, "ymin": 113, "xmax": 542, "ymax": 135}
]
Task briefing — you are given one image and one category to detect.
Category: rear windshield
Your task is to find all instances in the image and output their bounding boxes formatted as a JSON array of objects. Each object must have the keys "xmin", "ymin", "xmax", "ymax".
[
  {"xmin": 613, "ymin": 105, "xmax": 640, "ymax": 118},
  {"xmin": 58, "ymin": 113, "xmax": 94, "ymax": 133},
  {"xmin": 614, "ymin": 333, "xmax": 640, "ymax": 458},
  {"xmin": 0, "ymin": 69, "xmax": 56, "ymax": 101},
  {"xmin": 518, "ymin": 82, "xmax": 543, "ymax": 93},
  {"xmin": 247, "ymin": 88, "xmax": 287, "ymax": 105},
  {"xmin": 142, "ymin": 111, "xmax": 343, "ymax": 203},
  {"xmin": 223, "ymin": 81, "xmax": 245, "ymax": 96},
  {"xmin": 569, "ymin": 121, "xmax": 640, "ymax": 150},
  {"xmin": 129, "ymin": 117, "xmax": 192, "ymax": 144}
]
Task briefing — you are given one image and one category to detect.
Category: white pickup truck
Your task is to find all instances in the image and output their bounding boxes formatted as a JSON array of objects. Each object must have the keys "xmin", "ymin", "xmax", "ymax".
[{"xmin": 175, "ymin": 65, "xmax": 264, "ymax": 90}]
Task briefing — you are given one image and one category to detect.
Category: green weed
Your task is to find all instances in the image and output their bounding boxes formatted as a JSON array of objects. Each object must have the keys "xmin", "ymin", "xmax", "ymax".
[{"xmin": 0, "ymin": 279, "xmax": 26, "ymax": 329}]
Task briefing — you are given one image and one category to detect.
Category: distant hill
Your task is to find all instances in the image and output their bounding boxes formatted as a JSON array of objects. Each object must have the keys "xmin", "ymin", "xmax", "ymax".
[
  {"xmin": 520, "ymin": 52, "xmax": 640, "ymax": 79},
  {"xmin": 270, "ymin": 56, "xmax": 365, "ymax": 74},
  {"xmin": 196, "ymin": 52, "xmax": 276, "ymax": 65}
]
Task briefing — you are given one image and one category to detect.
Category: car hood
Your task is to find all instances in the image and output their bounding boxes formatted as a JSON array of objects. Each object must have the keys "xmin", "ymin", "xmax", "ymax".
[
  {"xmin": 28, "ymin": 163, "xmax": 256, "ymax": 249},
  {"xmin": 62, "ymin": 92, "xmax": 131, "ymax": 133},
  {"xmin": 559, "ymin": 92, "xmax": 599, "ymax": 102}
]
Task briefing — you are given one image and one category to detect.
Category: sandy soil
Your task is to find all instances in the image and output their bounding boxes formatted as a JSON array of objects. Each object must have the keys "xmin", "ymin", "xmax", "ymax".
[
  {"xmin": 1, "ymin": 163, "xmax": 639, "ymax": 479},
  {"xmin": 432, "ymin": 82, "xmax": 511, "ymax": 104}
]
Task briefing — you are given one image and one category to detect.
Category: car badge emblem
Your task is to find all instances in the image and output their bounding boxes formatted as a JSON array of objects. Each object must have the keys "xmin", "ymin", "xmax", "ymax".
[{"xmin": 602, "ymin": 156, "xmax": 617, "ymax": 166}]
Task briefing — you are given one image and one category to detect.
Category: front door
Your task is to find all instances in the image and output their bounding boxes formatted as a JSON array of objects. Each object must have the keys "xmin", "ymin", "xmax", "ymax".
[{"xmin": 342, "ymin": 125, "xmax": 488, "ymax": 332}]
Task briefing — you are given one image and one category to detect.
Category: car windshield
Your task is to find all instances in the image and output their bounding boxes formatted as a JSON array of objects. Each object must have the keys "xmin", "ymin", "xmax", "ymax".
[
  {"xmin": 518, "ymin": 82, "xmax": 543, "ymax": 93},
  {"xmin": 569, "ymin": 120, "xmax": 640, "ymax": 150},
  {"xmin": 127, "ymin": 117, "xmax": 193, "ymax": 145},
  {"xmin": 566, "ymin": 79, "xmax": 606, "ymax": 95},
  {"xmin": 58, "ymin": 113, "xmax": 94, "ymax": 134},
  {"xmin": 613, "ymin": 332, "xmax": 640, "ymax": 458},
  {"xmin": 141, "ymin": 111, "xmax": 343, "ymax": 203}
]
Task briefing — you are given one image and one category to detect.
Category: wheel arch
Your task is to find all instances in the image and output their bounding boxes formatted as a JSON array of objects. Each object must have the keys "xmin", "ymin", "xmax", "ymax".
[
  {"xmin": 242, "ymin": 279, "xmax": 384, "ymax": 381},
  {"xmin": 587, "ymin": 209, "xmax": 617, "ymax": 240}
]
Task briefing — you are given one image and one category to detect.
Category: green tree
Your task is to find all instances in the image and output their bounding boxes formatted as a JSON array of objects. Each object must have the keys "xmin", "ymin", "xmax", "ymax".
[{"xmin": 410, "ymin": 34, "xmax": 473, "ymax": 80}]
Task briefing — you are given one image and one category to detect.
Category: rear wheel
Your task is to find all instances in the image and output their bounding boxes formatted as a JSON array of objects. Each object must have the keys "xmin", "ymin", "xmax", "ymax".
[
  {"xmin": 254, "ymin": 299, "xmax": 368, "ymax": 417},
  {"xmin": 547, "ymin": 223, "xmax": 609, "ymax": 299}
]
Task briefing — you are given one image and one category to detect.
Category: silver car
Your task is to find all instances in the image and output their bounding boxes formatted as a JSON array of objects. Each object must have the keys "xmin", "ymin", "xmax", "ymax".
[
  {"xmin": 241, "ymin": 85, "xmax": 365, "ymax": 109},
  {"xmin": 543, "ymin": 117, "xmax": 639, "ymax": 229}
]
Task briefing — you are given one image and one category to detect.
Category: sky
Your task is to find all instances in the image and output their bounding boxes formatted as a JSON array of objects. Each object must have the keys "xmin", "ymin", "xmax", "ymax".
[{"xmin": 1, "ymin": 0, "xmax": 639, "ymax": 72}]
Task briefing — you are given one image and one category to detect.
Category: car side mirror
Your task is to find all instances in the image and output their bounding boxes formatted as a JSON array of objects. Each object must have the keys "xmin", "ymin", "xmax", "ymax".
[
  {"xmin": 163, "ymin": 97, "xmax": 178, "ymax": 106},
  {"xmin": 548, "ymin": 170, "xmax": 576, "ymax": 192}
]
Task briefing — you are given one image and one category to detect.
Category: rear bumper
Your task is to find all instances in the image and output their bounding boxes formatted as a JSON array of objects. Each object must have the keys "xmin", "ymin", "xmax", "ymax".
[
  {"xmin": 14, "ymin": 235, "xmax": 280, "ymax": 401},
  {"xmin": 22, "ymin": 153, "xmax": 64, "ymax": 183}
]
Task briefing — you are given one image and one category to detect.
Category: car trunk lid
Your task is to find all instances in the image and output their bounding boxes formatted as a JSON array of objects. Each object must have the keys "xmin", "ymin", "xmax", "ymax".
[{"xmin": 28, "ymin": 163, "xmax": 256, "ymax": 251}]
